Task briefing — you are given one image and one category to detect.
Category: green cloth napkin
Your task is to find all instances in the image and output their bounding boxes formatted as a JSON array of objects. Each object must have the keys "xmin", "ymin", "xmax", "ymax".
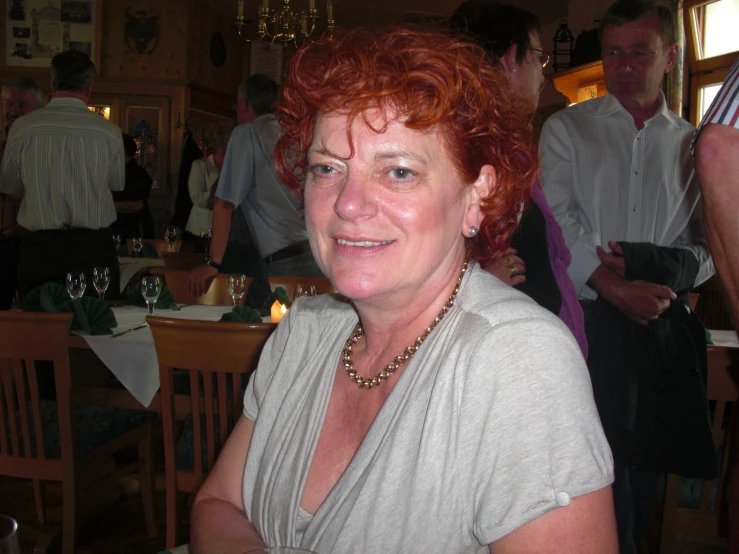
[
  {"xmin": 262, "ymin": 286, "xmax": 292, "ymax": 311},
  {"xmin": 126, "ymin": 282, "xmax": 176, "ymax": 309},
  {"xmin": 22, "ymin": 282, "xmax": 117, "ymax": 335},
  {"xmin": 705, "ymin": 328, "xmax": 713, "ymax": 345},
  {"xmin": 129, "ymin": 242, "xmax": 159, "ymax": 259},
  {"xmin": 220, "ymin": 305, "xmax": 263, "ymax": 323},
  {"xmin": 22, "ymin": 282, "xmax": 70, "ymax": 313},
  {"xmin": 68, "ymin": 297, "xmax": 118, "ymax": 335}
]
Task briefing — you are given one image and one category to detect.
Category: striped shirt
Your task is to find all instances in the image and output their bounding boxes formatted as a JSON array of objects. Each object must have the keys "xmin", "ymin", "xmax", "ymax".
[
  {"xmin": 692, "ymin": 56, "xmax": 739, "ymax": 153},
  {"xmin": 0, "ymin": 97, "xmax": 124, "ymax": 231},
  {"xmin": 541, "ymin": 92, "xmax": 713, "ymax": 300}
]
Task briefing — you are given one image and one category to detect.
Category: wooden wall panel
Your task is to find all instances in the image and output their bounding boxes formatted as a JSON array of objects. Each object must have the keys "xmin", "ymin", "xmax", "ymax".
[
  {"xmin": 186, "ymin": 1, "xmax": 245, "ymax": 97},
  {"xmin": 101, "ymin": 0, "xmax": 187, "ymax": 83}
]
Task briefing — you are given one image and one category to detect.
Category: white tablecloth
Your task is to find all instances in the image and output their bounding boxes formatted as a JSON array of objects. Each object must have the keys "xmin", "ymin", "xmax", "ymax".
[
  {"xmin": 709, "ymin": 329, "xmax": 739, "ymax": 348},
  {"xmin": 80, "ymin": 305, "xmax": 272, "ymax": 407},
  {"xmin": 118, "ymin": 257, "xmax": 166, "ymax": 292}
]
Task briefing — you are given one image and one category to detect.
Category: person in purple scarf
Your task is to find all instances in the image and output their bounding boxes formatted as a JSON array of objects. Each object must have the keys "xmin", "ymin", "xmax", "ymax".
[{"xmin": 451, "ymin": 0, "xmax": 588, "ymax": 358}]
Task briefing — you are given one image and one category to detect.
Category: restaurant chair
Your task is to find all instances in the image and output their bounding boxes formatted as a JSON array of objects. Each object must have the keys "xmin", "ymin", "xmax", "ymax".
[
  {"xmin": 267, "ymin": 276, "xmax": 336, "ymax": 299},
  {"xmin": 659, "ymin": 345, "xmax": 739, "ymax": 552},
  {"xmin": 694, "ymin": 276, "xmax": 734, "ymax": 330},
  {"xmin": 160, "ymin": 252, "xmax": 207, "ymax": 271},
  {"xmin": 149, "ymin": 316, "xmax": 275, "ymax": 548},
  {"xmin": 159, "ymin": 269, "xmax": 252, "ymax": 306},
  {"xmin": 0, "ymin": 312, "xmax": 158, "ymax": 554}
]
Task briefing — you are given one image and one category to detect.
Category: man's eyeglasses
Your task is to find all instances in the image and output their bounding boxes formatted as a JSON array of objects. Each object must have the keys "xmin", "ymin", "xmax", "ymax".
[
  {"xmin": 528, "ymin": 47, "xmax": 551, "ymax": 68},
  {"xmin": 601, "ymin": 48, "xmax": 659, "ymax": 64}
]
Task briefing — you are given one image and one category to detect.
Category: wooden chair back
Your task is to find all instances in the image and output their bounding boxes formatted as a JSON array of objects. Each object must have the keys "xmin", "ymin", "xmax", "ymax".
[
  {"xmin": 148, "ymin": 316, "xmax": 275, "ymax": 547},
  {"xmin": 695, "ymin": 276, "xmax": 734, "ymax": 331},
  {"xmin": 126, "ymin": 238, "xmax": 182, "ymax": 254},
  {"xmin": 160, "ymin": 252, "xmax": 207, "ymax": 271},
  {"xmin": 267, "ymin": 276, "xmax": 336, "ymax": 300},
  {"xmin": 660, "ymin": 345, "xmax": 739, "ymax": 552},
  {"xmin": 160, "ymin": 269, "xmax": 251, "ymax": 306},
  {"xmin": 0, "ymin": 312, "xmax": 73, "ymax": 481}
]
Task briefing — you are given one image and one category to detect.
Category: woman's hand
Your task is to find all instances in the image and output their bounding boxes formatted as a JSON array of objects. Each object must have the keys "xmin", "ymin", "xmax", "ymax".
[{"xmin": 482, "ymin": 248, "xmax": 526, "ymax": 286}]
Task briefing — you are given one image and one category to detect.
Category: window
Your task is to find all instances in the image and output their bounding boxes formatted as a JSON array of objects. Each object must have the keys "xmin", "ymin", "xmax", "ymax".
[{"xmin": 692, "ymin": 0, "xmax": 739, "ymax": 60}]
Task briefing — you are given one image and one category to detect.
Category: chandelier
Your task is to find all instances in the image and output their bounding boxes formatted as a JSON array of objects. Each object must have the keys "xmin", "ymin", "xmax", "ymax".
[{"xmin": 236, "ymin": 0, "xmax": 335, "ymax": 48}]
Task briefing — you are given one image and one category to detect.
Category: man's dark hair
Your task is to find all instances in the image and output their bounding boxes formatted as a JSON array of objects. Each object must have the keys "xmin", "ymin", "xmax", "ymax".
[
  {"xmin": 1, "ymin": 77, "xmax": 43, "ymax": 106},
  {"xmin": 122, "ymin": 133, "xmax": 137, "ymax": 159},
  {"xmin": 450, "ymin": 0, "xmax": 541, "ymax": 65},
  {"xmin": 599, "ymin": 0, "xmax": 676, "ymax": 46},
  {"xmin": 237, "ymin": 74, "xmax": 279, "ymax": 116},
  {"xmin": 50, "ymin": 51, "xmax": 96, "ymax": 93}
]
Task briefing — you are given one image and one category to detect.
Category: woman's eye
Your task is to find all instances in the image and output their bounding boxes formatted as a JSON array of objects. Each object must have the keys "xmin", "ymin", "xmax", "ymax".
[
  {"xmin": 310, "ymin": 164, "xmax": 335, "ymax": 176},
  {"xmin": 390, "ymin": 167, "xmax": 413, "ymax": 179}
]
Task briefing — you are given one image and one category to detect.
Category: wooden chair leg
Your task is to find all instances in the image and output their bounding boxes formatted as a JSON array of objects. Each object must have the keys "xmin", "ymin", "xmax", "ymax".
[
  {"xmin": 139, "ymin": 428, "xmax": 158, "ymax": 539},
  {"xmin": 61, "ymin": 475, "xmax": 77, "ymax": 554},
  {"xmin": 33, "ymin": 479, "xmax": 46, "ymax": 523},
  {"xmin": 165, "ymin": 480, "xmax": 178, "ymax": 549}
]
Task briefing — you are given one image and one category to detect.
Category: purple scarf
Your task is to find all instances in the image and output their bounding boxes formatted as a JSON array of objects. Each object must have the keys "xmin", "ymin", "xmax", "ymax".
[{"xmin": 531, "ymin": 180, "xmax": 588, "ymax": 359}]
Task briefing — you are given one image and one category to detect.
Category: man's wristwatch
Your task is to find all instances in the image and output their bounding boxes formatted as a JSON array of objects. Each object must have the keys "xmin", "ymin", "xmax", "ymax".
[{"xmin": 204, "ymin": 256, "xmax": 222, "ymax": 270}]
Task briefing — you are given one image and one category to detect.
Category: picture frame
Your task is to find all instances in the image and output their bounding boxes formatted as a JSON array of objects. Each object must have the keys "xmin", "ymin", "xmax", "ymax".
[{"xmin": 2, "ymin": 0, "xmax": 102, "ymax": 69}]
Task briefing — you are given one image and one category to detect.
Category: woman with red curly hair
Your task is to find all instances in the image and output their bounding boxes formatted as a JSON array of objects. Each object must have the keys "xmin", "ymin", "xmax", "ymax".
[{"xmin": 191, "ymin": 26, "xmax": 617, "ymax": 554}]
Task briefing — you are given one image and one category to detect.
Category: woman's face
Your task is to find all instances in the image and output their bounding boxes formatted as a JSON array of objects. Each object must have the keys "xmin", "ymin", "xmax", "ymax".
[
  {"xmin": 305, "ymin": 111, "xmax": 490, "ymax": 304},
  {"xmin": 508, "ymin": 32, "xmax": 546, "ymax": 107}
]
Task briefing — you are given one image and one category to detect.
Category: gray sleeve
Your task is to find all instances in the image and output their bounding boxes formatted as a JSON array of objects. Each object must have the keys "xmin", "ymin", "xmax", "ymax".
[{"xmin": 458, "ymin": 316, "xmax": 614, "ymax": 545}]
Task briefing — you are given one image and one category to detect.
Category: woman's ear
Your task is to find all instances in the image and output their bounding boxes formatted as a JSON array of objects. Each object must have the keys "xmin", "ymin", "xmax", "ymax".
[
  {"xmin": 501, "ymin": 43, "xmax": 519, "ymax": 74},
  {"xmin": 463, "ymin": 165, "xmax": 496, "ymax": 236}
]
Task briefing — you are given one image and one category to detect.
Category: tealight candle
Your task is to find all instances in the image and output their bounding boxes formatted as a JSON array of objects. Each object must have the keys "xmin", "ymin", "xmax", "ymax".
[{"xmin": 271, "ymin": 300, "xmax": 288, "ymax": 323}]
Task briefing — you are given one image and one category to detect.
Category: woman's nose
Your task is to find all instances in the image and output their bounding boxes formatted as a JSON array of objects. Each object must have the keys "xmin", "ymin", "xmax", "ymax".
[{"xmin": 333, "ymin": 171, "xmax": 377, "ymax": 221}]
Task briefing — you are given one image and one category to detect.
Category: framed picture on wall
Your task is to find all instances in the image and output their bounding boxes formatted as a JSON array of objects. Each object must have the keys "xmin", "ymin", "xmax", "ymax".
[{"xmin": 3, "ymin": 0, "xmax": 102, "ymax": 68}]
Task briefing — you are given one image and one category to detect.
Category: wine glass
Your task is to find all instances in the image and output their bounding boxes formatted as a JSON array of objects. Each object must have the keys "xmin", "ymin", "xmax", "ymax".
[
  {"xmin": 132, "ymin": 237, "xmax": 143, "ymax": 258},
  {"xmin": 112, "ymin": 233, "xmax": 122, "ymax": 254},
  {"xmin": 200, "ymin": 228, "xmax": 212, "ymax": 253},
  {"xmin": 228, "ymin": 274, "xmax": 247, "ymax": 307},
  {"xmin": 165, "ymin": 226, "xmax": 178, "ymax": 252},
  {"xmin": 141, "ymin": 276, "xmax": 162, "ymax": 316},
  {"xmin": 293, "ymin": 284, "xmax": 316, "ymax": 301},
  {"xmin": 66, "ymin": 272, "xmax": 86, "ymax": 300},
  {"xmin": 0, "ymin": 515, "xmax": 20, "ymax": 554},
  {"xmin": 92, "ymin": 266, "xmax": 110, "ymax": 301}
]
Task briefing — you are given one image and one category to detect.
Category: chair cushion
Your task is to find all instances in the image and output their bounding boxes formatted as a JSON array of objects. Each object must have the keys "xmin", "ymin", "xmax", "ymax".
[{"xmin": 8, "ymin": 400, "xmax": 157, "ymax": 459}]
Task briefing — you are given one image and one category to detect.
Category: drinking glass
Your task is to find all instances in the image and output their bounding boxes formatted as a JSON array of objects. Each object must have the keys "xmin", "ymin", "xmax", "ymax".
[
  {"xmin": 132, "ymin": 237, "xmax": 143, "ymax": 258},
  {"xmin": 112, "ymin": 233, "xmax": 122, "ymax": 253},
  {"xmin": 200, "ymin": 228, "xmax": 212, "ymax": 253},
  {"xmin": 92, "ymin": 266, "xmax": 110, "ymax": 301},
  {"xmin": 141, "ymin": 276, "xmax": 162, "ymax": 315},
  {"xmin": 165, "ymin": 226, "xmax": 179, "ymax": 251},
  {"xmin": 228, "ymin": 274, "xmax": 247, "ymax": 307},
  {"xmin": 0, "ymin": 515, "xmax": 20, "ymax": 554},
  {"xmin": 293, "ymin": 284, "xmax": 317, "ymax": 300},
  {"xmin": 66, "ymin": 272, "xmax": 86, "ymax": 300}
]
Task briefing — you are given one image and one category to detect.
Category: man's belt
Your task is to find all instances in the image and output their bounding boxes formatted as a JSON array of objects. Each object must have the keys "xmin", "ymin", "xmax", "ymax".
[{"xmin": 264, "ymin": 240, "xmax": 311, "ymax": 264}]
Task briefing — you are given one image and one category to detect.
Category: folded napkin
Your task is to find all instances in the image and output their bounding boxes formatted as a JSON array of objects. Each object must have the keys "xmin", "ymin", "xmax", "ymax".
[
  {"xmin": 126, "ymin": 282, "xmax": 176, "ymax": 309},
  {"xmin": 68, "ymin": 297, "xmax": 118, "ymax": 335},
  {"xmin": 219, "ymin": 305, "xmax": 263, "ymax": 323},
  {"xmin": 22, "ymin": 282, "xmax": 117, "ymax": 335},
  {"xmin": 262, "ymin": 286, "xmax": 292, "ymax": 311},
  {"xmin": 22, "ymin": 282, "xmax": 70, "ymax": 313},
  {"xmin": 129, "ymin": 242, "xmax": 160, "ymax": 259}
]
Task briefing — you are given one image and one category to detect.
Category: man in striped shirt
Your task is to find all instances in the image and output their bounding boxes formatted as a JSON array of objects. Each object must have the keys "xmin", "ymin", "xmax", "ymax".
[
  {"xmin": 693, "ymin": 56, "xmax": 739, "ymax": 554},
  {"xmin": 0, "ymin": 51, "xmax": 125, "ymax": 298},
  {"xmin": 540, "ymin": 1, "xmax": 713, "ymax": 552}
]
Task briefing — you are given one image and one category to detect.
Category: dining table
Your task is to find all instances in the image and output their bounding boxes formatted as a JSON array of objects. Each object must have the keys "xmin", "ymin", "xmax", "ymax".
[{"xmin": 68, "ymin": 304, "xmax": 276, "ymax": 408}]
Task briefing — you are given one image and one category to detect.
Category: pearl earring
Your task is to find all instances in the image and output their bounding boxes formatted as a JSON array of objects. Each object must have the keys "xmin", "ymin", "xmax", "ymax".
[{"xmin": 468, "ymin": 226, "xmax": 478, "ymax": 237}]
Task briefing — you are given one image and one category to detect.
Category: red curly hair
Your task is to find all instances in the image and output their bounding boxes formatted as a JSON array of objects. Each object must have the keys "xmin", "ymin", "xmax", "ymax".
[{"xmin": 274, "ymin": 26, "xmax": 538, "ymax": 264}]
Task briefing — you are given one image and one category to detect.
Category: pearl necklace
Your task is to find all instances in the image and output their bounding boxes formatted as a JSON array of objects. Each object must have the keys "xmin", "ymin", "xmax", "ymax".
[{"xmin": 342, "ymin": 260, "xmax": 469, "ymax": 390}]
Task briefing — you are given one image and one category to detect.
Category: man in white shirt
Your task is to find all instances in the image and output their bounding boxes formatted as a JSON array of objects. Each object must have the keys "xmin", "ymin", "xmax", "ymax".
[{"xmin": 540, "ymin": 1, "xmax": 713, "ymax": 551}]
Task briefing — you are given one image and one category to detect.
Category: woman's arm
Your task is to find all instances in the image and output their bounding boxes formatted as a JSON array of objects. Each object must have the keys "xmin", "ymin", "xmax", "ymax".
[
  {"xmin": 488, "ymin": 486, "xmax": 618, "ymax": 554},
  {"xmin": 190, "ymin": 415, "xmax": 266, "ymax": 553}
]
